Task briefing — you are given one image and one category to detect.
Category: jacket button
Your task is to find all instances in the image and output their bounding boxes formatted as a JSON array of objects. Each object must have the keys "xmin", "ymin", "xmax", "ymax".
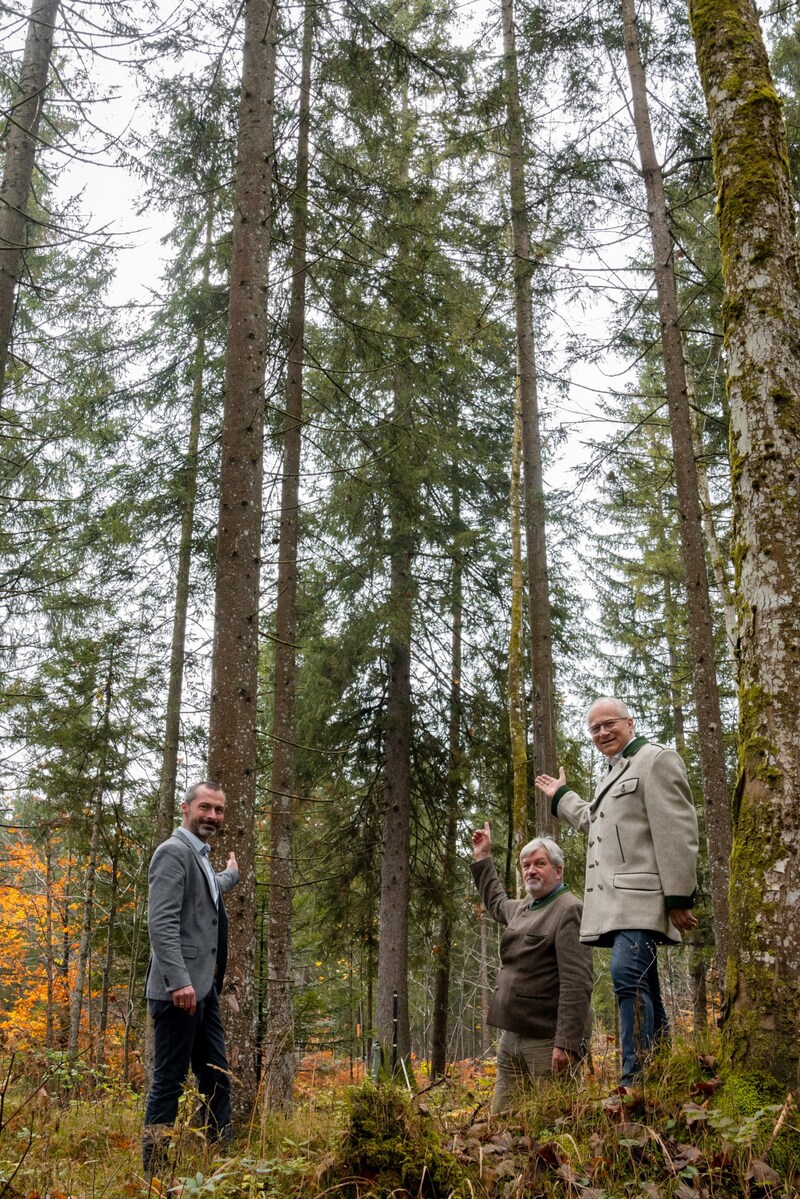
[{"xmin": 212, "ymin": 919, "xmax": 218, "ymax": 926}]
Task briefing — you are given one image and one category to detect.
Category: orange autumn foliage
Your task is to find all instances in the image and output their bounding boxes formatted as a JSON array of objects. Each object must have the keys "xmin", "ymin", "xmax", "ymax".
[{"xmin": 0, "ymin": 833, "xmax": 128, "ymax": 1054}]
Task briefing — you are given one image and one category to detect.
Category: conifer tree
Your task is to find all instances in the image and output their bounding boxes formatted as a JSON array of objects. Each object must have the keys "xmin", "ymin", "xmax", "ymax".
[
  {"xmin": 0, "ymin": 0, "xmax": 59, "ymax": 393},
  {"xmin": 207, "ymin": 0, "xmax": 277, "ymax": 1111},
  {"xmin": 689, "ymin": 0, "xmax": 800, "ymax": 1086}
]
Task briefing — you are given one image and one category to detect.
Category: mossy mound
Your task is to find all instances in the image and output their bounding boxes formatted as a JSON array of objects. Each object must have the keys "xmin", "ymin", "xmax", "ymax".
[{"xmin": 332, "ymin": 1081, "xmax": 470, "ymax": 1197}]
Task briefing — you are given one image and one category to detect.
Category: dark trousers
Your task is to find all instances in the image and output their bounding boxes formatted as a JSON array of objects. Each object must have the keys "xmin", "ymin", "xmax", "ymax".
[{"xmin": 143, "ymin": 987, "xmax": 231, "ymax": 1147}]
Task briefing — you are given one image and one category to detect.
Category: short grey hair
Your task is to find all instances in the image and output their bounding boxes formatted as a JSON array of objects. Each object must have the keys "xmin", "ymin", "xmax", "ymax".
[
  {"xmin": 183, "ymin": 780, "xmax": 224, "ymax": 806},
  {"xmin": 519, "ymin": 836, "xmax": 563, "ymax": 869},
  {"xmin": 586, "ymin": 696, "xmax": 631, "ymax": 723}
]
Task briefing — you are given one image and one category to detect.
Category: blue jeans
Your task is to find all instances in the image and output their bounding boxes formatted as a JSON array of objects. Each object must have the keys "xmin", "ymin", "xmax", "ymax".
[
  {"xmin": 610, "ymin": 930, "xmax": 668, "ymax": 1085},
  {"xmin": 143, "ymin": 987, "xmax": 231, "ymax": 1166}
]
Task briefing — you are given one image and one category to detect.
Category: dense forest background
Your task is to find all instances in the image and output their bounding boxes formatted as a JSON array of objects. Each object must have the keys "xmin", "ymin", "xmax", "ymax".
[{"xmin": 1, "ymin": 0, "xmax": 799, "ymax": 1127}]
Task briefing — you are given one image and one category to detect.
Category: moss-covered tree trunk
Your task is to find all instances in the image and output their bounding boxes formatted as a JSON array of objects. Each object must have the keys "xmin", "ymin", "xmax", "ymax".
[{"xmin": 689, "ymin": 0, "xmax": 800, "ymax": 1086}]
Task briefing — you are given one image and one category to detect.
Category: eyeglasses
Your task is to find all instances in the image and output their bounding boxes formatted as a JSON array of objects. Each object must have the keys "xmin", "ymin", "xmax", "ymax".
[{"xmin": 588, "ymin": 717, "xmax": 629, "ymax": 736}]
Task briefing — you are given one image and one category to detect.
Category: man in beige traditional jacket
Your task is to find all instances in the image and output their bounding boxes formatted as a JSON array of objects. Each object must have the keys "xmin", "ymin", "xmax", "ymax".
[
  {"xmin": 536, "ymin": 697, "xmax": 699, "ymax": 1089},
  {"xmin": 471, "ymin": 826, "xmax": 593, "ymax": 1112}
]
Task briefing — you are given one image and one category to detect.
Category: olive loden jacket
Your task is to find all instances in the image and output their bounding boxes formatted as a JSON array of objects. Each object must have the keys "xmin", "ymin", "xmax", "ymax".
[{"xmin": 471, "ymin": 857, "xmax": 593, "ymax": 1054}]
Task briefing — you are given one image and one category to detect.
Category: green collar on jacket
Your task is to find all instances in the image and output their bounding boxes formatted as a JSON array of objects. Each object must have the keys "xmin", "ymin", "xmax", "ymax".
[
  {"xmin": 622, "ymin": 735, "xmax": 649, "ymax": 758},
  {"xmin": 525, "ymin": 882, "xmax": 568, "ymax": 911}
]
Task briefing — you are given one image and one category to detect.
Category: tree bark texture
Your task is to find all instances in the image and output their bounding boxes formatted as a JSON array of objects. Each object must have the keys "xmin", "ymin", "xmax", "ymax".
[
  {"xmin": 0, "ymin": 0, "xmax": 59, "ymax": 394},
  {"xmin": 689, "ymin": 0, "xmax": 800, "ymax": 1087},
  {"xmin": 622, "ymin": 0, "xmax": 731, "ymax": 984},
  {"xmin": 207, "ymin": 0, "xmax": 277, "ymax": 1116},
  {"xmin": 501, "ymin": 0, "xmax": 557, "ymax": 835},
  {"xmin": 265, "ymin": 0, "xmax": 313, "ymax": 1113}
]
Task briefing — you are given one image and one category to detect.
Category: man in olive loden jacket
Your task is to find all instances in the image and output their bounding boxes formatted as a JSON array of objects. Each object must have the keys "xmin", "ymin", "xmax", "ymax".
[{"xmin": 471, "ymin": 825, "xmax": 593, "ymax": 1112}]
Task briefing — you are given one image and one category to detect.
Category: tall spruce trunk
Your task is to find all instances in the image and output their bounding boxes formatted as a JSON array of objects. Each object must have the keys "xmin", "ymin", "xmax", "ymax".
[
  {"xmin": 429, "ymin": 482, "xmax": 463, "ymax": 1079},
  {"xmin": 208, "ymin": 0, "xmax": 277, "ymax": 1115},
  {"xmin": 98, "ymin": 839, "xmax": 120, "ymax": 1059},
  {"xmin": 684, "ymin": 354, "xmax": 738, "ymax": 651},
  {"xmin": 67, "ymin": 650, "xmax": 114, "ymax": 1060},
  {"xmin": 157, "ymin": 203, "xmax": 214, "ymax": 843},
  {"xmin": 501, "ymin": 0, "xmax": 557, "ymax": 833},
  {"xmin": 376, "ymin": 518, "xmax": 414, "ymax": 1065},
  {"xmin": 508, "ymin": 394, "xmax": 528, "ymax": 884},
  {"xmin": 265, "ymin": 0, "xmax": 313, "ymax": 1113},
  {"xmin": 689, "ymin": 0, "xmax": 800, "ymax": 1086},
  {"xmin": 0, "ymin": 0, "xmax": 59, "ymax": 393},
  {"xmin": 44, "ymin": 826, "xmax": 55, "ymax": 1048},
  {"xmin": 621, "ymin": 0, "xmax": 731, "ymax": 984},
  {"xmin": 375, "ymin": 76, "xmax": 415, "ymax": 1072}
]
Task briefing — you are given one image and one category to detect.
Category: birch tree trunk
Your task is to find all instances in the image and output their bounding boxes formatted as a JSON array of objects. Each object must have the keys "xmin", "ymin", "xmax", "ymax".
[
  {"xmin": 501, "ymin": 0, "xmax": 557, "ymax": 834},
  {"xmin": 689, "ymin": 0, "xmax": 800, "ymax": 1087},
  {"xmin": 0, "ymin": 0, "xmax": 59, "ymax": 393},
  {"xmin": 621, "ymin": 0, "xmax": 731, "ymax": 984},
  {"xmin": 208, "ymin": 0, "xmax": 277, "ymax": 1115},
  {"xmin": 265, "ymin": 0, "xmax": 313, "ymax": 1112}
]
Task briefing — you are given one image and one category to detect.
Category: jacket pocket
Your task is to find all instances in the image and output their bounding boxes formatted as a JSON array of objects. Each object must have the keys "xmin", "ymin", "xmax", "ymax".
[
  {"xmin": 612, "ymin": 872, "xmax": 661, "ymax": 891},
  {"xmin": 181, "ymin": 943, "xmax": 199, "ymax": 959},
  {"xmin": 610, "ymin": 777, "xmax": 638, "ymax": 796}
]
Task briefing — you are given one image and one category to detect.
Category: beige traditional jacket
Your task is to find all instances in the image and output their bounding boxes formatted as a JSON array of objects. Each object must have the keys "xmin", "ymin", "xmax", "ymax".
[
  {"xmin": 471, "ymin": 858, "xmax": 593, "ymax": 1053},
  {"xmin": 552, "ymin": 738, "xmax": 699, "ymax": 946}
]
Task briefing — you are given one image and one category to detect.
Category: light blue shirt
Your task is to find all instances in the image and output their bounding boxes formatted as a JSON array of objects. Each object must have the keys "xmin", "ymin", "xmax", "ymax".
[{"xmin": 175, "ymin": 826, "xmax": 219, "ymax": 905}]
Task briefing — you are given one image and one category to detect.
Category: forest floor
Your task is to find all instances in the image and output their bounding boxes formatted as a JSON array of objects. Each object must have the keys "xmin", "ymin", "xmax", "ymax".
[{"xmin": 0, "ymin": 1035, "xmax": 797, "ymax": 1198}]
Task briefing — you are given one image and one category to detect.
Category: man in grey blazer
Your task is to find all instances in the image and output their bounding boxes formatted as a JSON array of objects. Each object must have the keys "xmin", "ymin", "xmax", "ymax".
[
  {"xmin": 536, "ymin": 697, "xmax": 698, "ymax": 1090},
  {"xmin": 142, "ymin": 781, "xmax": 239, "ymax": 1173}
]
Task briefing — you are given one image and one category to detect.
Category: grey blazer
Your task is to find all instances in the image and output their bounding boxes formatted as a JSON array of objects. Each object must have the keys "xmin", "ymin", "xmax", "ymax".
[
  {"xmin": 552, "ymin": 739, "xmax": 698, "ymax": 945},
  {"xmin": 145, "ymin": 830, "xmax": 239, "ymax": 1003}
]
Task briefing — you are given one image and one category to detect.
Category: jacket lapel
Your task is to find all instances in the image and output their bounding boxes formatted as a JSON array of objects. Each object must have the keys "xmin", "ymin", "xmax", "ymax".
[{"xmin": 591, "ymin": 755, "xmax": 632, "ymax": 810}]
